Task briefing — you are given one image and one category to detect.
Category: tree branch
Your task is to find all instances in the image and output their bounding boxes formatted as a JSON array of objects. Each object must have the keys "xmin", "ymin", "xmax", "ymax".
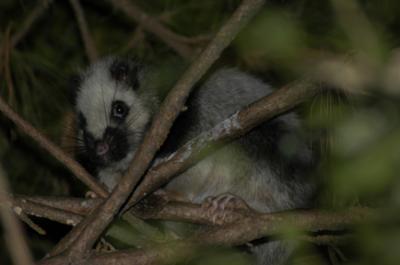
[
  {"xmin": 17, "ymin": 195, "xmax": 101, "ymax": 216},
  {"xmin": 13, "ymin": 197, "xmax": 83, "ymax": 226},
  {"xmin": 69, "ymin": 0, "xmax": 98, "ymax": 62},
  {"xmin": 0, "ymin": 165, "xmax": 35, "ymax": 265},
  {"xmin": 108, "ymin": 0, "xmax": 195, "ymax": 60},
  {"xmin": 11, "ymin": 0, "xmax": 54, "ymax": 48}
]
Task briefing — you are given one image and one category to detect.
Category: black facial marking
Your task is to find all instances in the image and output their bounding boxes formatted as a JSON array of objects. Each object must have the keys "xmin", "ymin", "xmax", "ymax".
[
  {"xmin": 81, "ymin": 126, "xmax": 129, "ymax": 168},
  {"xmin": 110, "ymin": 60, "xmax": 129, "ymax": 81},
  {"xmin": 68, "ymin": 74, "xmax": 83, "ymax": 104},
  {"xmin": 109, "ymin": 58, "xmax": 140, "ymax": 89},
  {"xmin": 104, "ymin": 127, "xmax": 129, "ymax": 162},
  {"xmin": 78, "ymin": 112, "xmax": 87, "ymax": 129},
  {"xmin": 111, "ymin": 100, "xmax": 129, "ymax": 122},
  {"xmin": 83, "ymin": 130, "xmax": 95, "ymax": 150}
]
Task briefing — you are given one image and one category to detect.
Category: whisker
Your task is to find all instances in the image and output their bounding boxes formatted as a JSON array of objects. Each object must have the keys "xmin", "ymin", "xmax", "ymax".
[
  {"xmin": 124, "ymin": 113, "xmax": 141, "ymax": 128},
  {"xmin": 101, "ymin": 84, "xmax": 110, "ymax": 127},
  {"xmin": 62, "ymin": 135, "xmax": 84, "ymax": 141},
  {"xmin": 111, "ymin": 79, "xmax": 119, "ymax": 107}
]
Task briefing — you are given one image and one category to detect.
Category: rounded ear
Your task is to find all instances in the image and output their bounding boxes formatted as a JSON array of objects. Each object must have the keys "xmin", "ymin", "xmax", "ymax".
[
  {"xmin": 67, "ymin": 74, "xmax": 82, "ymax": 105},
  {"xmin": 110, "ymin": 59, "xmax": 129, "ymax": 82},
  {"xmin": 110, "ymin": 58, "xmax": 140, "ymax": 89}
]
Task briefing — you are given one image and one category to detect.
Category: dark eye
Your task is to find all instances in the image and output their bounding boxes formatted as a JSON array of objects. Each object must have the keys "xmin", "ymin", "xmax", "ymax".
[{"xmin": 111, "ymin": 100, "xmax": 129, "ymax": 121}]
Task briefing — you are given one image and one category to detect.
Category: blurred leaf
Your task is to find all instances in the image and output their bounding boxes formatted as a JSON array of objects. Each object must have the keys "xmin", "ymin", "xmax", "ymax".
[{"xmin": 235, "ymin": 9, "xmax": 306, "ymax": 69}]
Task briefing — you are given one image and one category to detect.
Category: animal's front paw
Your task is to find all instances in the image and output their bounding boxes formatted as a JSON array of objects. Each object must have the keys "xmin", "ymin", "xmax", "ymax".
[{"xmin": 201, "ymin": 193, "xmax": 251, "ymax": 225}]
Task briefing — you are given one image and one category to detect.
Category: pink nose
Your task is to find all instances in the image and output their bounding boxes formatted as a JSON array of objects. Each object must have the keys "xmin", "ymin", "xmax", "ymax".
[{"xmin": 96, "ymin": 142, "xmax": 109, "ymax": 156}]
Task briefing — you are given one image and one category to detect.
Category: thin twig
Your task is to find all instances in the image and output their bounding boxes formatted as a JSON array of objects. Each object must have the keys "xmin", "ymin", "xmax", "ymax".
[
  {"xmin": 13, "ymin": 197, "xmax": 83, "ymax": 226},
  {"xmin": 109, "ymin": 0, "xmax": 195, "ymax": 60},
  {"xmin": 11, "ymin": 0, "xmax": 54, "ymax": 47},
  {"xmin": 16, "ymin": 211, "xmax": 46, "ymax": 235},
  {"xmin": 17, "ymin": 195, "xmax": 101, "ymax": 216},
  {"xmin": 3, "ymin": 26, "xmax": 15, "ymax": 105},
  {"xmin": 55, "ymin": 1, "xmax": 266, "ymax": 260},
  {"xmin": 0, "ymin": 165, "xmax": 35, "ymax": 265},
  {"xmin": 121, "ymin": 26, "xmax": 146, "ymax": 53},
  {"xmin": 69, "ymin": 0, "xmax": 98, "ymax": 62}
]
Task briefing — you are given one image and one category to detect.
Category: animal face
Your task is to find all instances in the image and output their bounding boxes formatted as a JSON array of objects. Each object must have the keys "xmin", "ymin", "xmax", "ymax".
[{"xmin": 72, "ymin": 57, "xmax": 152, "ymax": 169}]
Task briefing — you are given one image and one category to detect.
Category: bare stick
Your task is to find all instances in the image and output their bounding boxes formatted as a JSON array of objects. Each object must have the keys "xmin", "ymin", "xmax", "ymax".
[
  {"xmin": 109, "ymin": 0, "xmax": 195, "ymax": 60},
  {"xmin": 125, "ymin": 80, "xmax": 320, "ymax": 209},
  {"xmin": 69, "ymin": 0, "xmax": 98, "ymax": 62},
  {"xmin": 0, "ymin": 96, "xmax": 108, "ymax": 198},
  {"xmin": 3, "ymin": 26, "xmax": 15, "ymax": 104},
  {"xmin": 17, "ymin": 212, "xmax": 46, "ymax": 235},
  {"xmin": 13, "ymin": 197, "xmax": 83, "ymax": 226},
  {"xmin": 59, "ymin": 0, "xmax": 266, "ymax": 259},
  {"xmin": 0, "ymin": 165, "xmax": 35, "ymax": 265},
  {"xmin": 17, "ymin": 195, "xmax": 101, "ymax": 216},
  {"xmin": 11, "ymin": 0, "xmax": 54, "ymax": 47}
]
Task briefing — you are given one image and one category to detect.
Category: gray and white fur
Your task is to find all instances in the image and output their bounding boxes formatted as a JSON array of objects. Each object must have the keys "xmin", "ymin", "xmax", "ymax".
[{"xmin": 72, "ymin": 56, "xmax": 316, "ymax": 265}]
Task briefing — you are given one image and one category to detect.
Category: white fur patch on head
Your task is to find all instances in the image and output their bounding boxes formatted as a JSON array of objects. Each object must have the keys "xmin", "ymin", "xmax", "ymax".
[{"xmin": 76, "ymin": 57, "xmax": 150, "ymax": 142}]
